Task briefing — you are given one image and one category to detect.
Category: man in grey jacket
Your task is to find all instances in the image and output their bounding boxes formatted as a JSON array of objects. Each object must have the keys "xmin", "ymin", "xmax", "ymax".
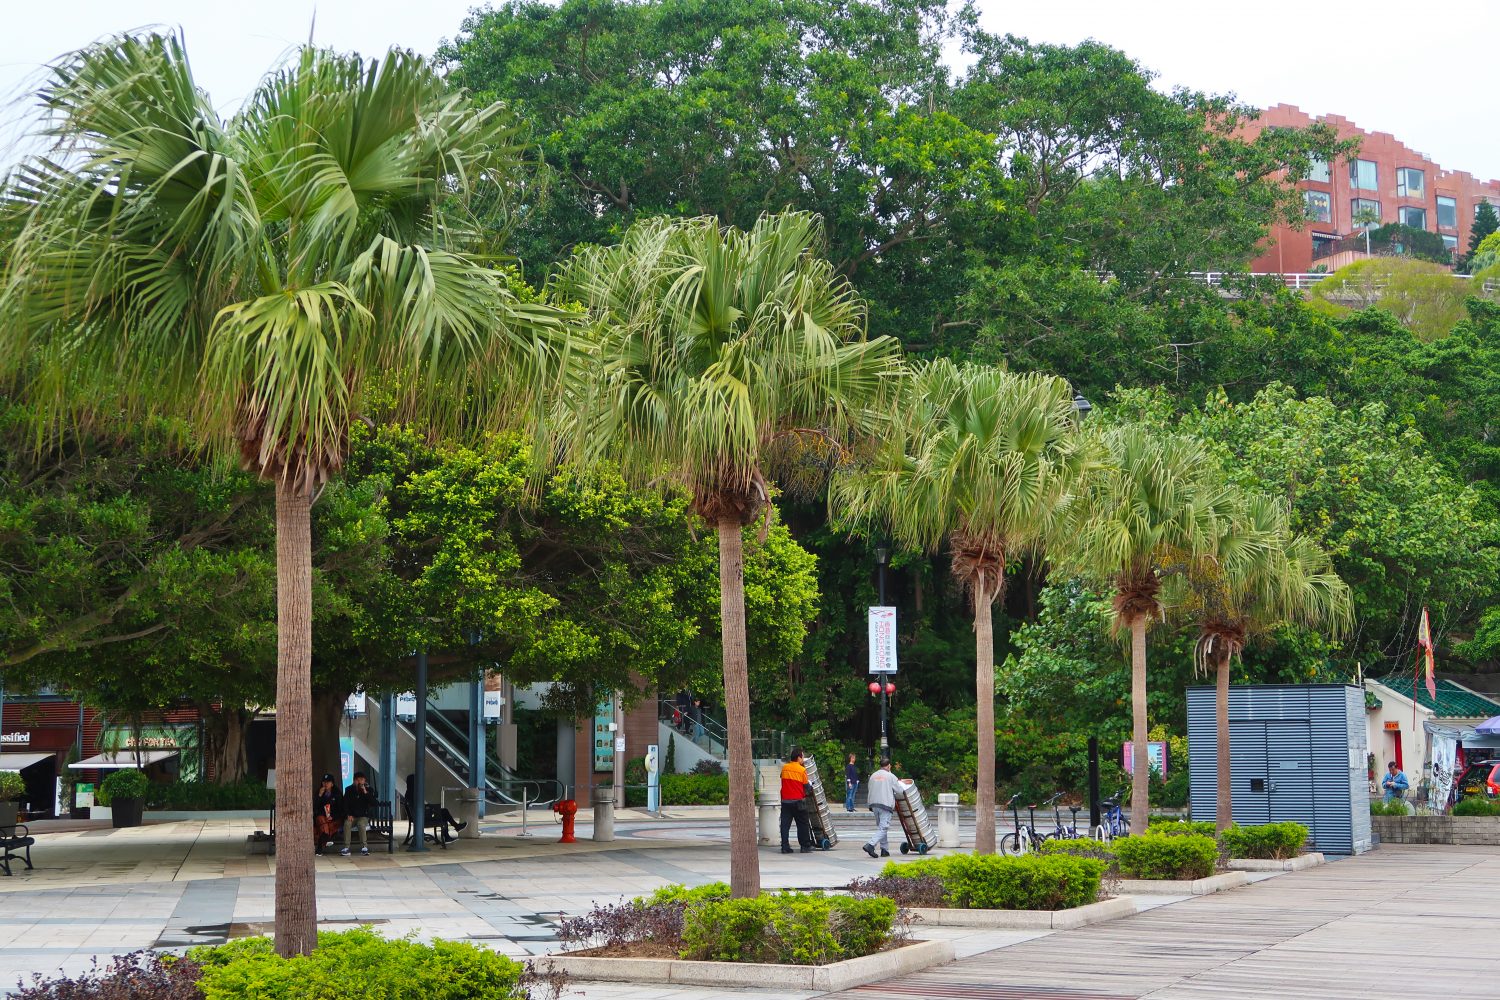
[{"xmin": 862, "ymin": 758, "xmax": 896, "ymax": 859}]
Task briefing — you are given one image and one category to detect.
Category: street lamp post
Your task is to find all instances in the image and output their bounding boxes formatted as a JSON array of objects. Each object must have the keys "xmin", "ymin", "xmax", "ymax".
[{"xmin": 876, "ymin": 544, "xmax": 890, "ymax": 752}]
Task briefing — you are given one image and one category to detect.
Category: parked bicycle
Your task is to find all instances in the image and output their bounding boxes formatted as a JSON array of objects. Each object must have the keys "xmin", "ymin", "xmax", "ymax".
[
  {"xmin": 1047, "ymin": 792, "xmax": 1086, "ymax": 840},
  {"xmin": 1001, "ymin": 794, "xmax": 1050, "ymax": 856},
  {"xmin": 1097, "ymin": 788, "xmax": 1130, "ymax": 842}
]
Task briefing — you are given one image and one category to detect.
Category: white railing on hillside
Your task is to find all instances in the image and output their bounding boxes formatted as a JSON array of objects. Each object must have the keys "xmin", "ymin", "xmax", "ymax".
[{"xmin": 1092, "ymin": 271, "xmax": 1498, "ymax": 295}]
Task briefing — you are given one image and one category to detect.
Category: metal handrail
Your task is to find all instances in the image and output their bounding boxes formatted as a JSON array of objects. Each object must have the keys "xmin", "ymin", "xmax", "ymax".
[{"xmin": 398, "ymin": 706, "xmax": 563, "ymax": 808}]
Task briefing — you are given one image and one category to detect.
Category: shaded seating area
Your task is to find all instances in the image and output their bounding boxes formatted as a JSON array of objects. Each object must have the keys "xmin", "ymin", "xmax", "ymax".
[{"xmin": 266, "ymin": 801, "xmax": 395, "ymax": 855}]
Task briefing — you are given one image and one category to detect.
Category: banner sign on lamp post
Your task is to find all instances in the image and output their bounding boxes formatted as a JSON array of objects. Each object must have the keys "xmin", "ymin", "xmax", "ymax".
[{"xmin": 868, "ymin": 606, "xmax": 898, "ymax": 673}]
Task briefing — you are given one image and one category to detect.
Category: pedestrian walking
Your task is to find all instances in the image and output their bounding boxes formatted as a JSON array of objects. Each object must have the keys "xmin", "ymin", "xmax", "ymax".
[
  {"xmin": 862, "ymin": 758, "xmax": 896, "ymax": 859},
  {"xmin": 844, "ymin": 754, "xmax": 860, "ymax": 812},
  {"xmin": 779, "ymin": 747, "xmax": 813, "ymax": 853}
]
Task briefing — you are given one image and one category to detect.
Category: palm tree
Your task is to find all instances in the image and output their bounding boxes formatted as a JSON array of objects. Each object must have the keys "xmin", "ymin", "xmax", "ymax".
[
  {"xmin": 834, "ymin": 361, "xmax": 1095, "ymax": 854},
  {"xmin": 0, "ymin": 36, "xmax": 571, "ymax": 955},
  {"xmin": 558, "ymin": 213, "xmax": 902, "ymax": 896},
  {"xmin": 1179, "ymin": 492, "xmax": 1351, "ymax": 831},
  {"xmin": 1056, "ymin": 427, "xmax": 1224, "ymax": 835}
]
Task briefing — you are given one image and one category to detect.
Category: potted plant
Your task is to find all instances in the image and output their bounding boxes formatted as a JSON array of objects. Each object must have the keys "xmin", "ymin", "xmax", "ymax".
[
  {"xmin": 0, "ymin": 770, "xmax": 24, "ymax": 827},
  {"xmin": 98, "ymin": 769, "xmax": 149, "ymax": 828}
]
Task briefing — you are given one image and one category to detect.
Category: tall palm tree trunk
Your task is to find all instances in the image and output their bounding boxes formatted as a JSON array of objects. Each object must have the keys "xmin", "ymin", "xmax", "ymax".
[
  {"xmin": 1214, "ymin": 645, "xmax": 1234, "ymax": 832},
  {"xmin": 974, "ymin": 576, "xmax": 997, "ymax": 854},
  {"xmin": 1128, "ymin": 614, "xmax": 1150, "ymax": 835},
  {"xmin": 717, "ymin": 518, "xmax": 760, "ymax": 898},
  {"xmin": 273, "ymin": 481, "xmax": 317, "ymax": 956}
]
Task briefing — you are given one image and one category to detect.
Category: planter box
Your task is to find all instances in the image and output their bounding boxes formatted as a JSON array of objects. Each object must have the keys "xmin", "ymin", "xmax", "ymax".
[
  {"xmin": 1371, "ymin": 814, "xmax": 1500, "ymax": 845},
  {"xmin": 1227, "ymin": 852, "xmax": 1325, "ymax": 872},
  {"xmin": 1116, "ymin": 871, "xmax": 1248, "ymax": 895},
  {"xmin": 545, "ymin": 939, "xmax": 953, "ymax": 991},
  {"xmin": 111, "ymin": 798, "xmax": 144, "ymax": 828},
  {"xmin": 908, "ymin": 895, "xmax": 1134, "ymax": 930}
]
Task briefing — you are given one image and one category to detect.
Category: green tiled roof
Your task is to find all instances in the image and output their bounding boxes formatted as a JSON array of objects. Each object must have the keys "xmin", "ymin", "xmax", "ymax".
[{"xmin": 1403, "ymin": 678, "xmax": 1500, "ymax": 718}]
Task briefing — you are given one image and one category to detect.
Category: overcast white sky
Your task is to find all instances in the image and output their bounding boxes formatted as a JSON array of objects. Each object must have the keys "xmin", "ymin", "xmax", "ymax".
[{"xmin": 3, "ymin": 0, "xmax": 1497, "ymax": 178}]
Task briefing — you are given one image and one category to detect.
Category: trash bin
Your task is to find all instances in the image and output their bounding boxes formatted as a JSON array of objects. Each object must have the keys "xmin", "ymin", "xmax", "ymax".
[
  {"xmin": 445, "ymin": 787, "xmax": 483, "ymax": 840},
  {"xmin": 758, "ymin": 787, "xmax": 779, "ymax": 845},
  {"xmin": 591, "ymin": 784, "xmax": 615, "ymax": 842},
  {"xmin": 937, "ymin": 792, "xmax": 960, "ymax": 848}
]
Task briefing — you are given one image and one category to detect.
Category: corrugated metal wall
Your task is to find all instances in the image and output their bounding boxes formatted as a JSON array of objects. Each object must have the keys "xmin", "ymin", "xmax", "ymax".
[{"xmin": 1188, "ymin": 684, "xmax": 1371, "ymax": 854}]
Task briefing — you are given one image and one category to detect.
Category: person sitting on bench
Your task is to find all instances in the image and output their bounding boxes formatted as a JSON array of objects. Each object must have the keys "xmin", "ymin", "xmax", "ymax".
[
  {"xmin": 314, "ymin": 774, "xmax": 343, "ymax": 855},
  {"xmin": 403, "ymin": 774, "xmax": 467, "ymax": 843},
  {"xmin": 341, "ymin": 771, "xmax": 377, "ymax": 856}
]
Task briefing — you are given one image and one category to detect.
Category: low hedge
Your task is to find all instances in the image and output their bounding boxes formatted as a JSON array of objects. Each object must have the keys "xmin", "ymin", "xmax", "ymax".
[
  {"xmin": 144, "ymin": 782, "xmax": 275, "ymax": 811},
  {"xmin": 682, "ymin": 891, "xmax": 895, "ymax": 965},
  {"xmin": 1452, "ymin": 797, "xmax": 1500, "ymax": 816},
  {"xmin": 661, "ymin": 773, "xmax": 729, "ymax": 805},
  {"xmin": 97, "ymin": 769, "xmax": 150, "ymax": 806},
  {"xmin": 14, "ymin": 929, "xmax": 531, "ymax": 1000},
  {"xmin": 1111, "ymin": 833, "xmax": 1217, "ymax": 880},
  {"xmin": 884, "ymin": 853, "xmax": 1105, "ymax": 911},
  {"xmin": 1369, "ymin": 799, "xmax": 1408, "ymax": 816},
  {"xmin": 1036, "ymin": 838, "xmax": 1117, "ymax": 866},
  {"xmin": 1218, "ymin": 822, "xmax": 1307, "ymax": 860},
  {"xmin": 1145, "ymin": 819, "xmax": 1217, "ymax": 838}
]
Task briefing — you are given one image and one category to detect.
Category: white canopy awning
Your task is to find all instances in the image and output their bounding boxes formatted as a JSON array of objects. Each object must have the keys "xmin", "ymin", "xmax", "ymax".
[
  {"xmin": 70, "ymin": 750, "xmax": 178, "ymax": 770},
  {"xmin": 0, "ymin": 752, "xmax": 54, "ymax": 770}
]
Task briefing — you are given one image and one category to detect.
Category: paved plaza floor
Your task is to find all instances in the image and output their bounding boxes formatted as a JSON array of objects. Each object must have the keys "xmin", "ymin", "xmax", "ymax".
[{"xmin": 0, "ymin": 810, "xmax": 1492, "ymax": 998}]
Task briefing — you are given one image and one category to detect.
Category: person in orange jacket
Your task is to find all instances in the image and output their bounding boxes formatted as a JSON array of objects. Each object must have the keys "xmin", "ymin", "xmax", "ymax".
[{"xmin": 779, "ymin": 747, "xmax": 813, "ymax": 853}]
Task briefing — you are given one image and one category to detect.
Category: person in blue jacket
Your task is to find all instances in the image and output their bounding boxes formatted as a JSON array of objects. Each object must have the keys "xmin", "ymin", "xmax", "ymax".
[{"xmin": 1382, "ymin": 761, "xmax": 1409, "ymax": 803}]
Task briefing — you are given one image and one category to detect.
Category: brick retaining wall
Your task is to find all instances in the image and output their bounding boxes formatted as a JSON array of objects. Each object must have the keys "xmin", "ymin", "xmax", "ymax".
[{"xmin": 1371, "ymin": 815, "xmax": 1500, "ymax": 845}]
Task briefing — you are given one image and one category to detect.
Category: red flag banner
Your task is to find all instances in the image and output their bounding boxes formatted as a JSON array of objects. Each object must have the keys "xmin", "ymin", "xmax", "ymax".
[{"xmin": 1418, "ymin": 607, "xmax": 1436, "ymax": 700}]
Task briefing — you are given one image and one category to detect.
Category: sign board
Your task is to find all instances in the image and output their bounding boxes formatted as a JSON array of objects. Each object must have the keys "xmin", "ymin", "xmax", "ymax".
[
  {"xmin": 339, "ymin": 736, "xmax": 354, "ymax": 788},
  {"xmin": 482, "ymin": 690, "xmax": 504, "ymax": 722},
  {"xmin": 1384, "ymin": 721, "xmax": 1400, "ymax": 731},
  {"xmin": 1121, "ymin": 740, "xmax": 1168, "ymax": 777},
  {"xmin": 0, "ymin": 732, "xmax": 29, "ymax": 746},
  {"xmin": 868, "ymin": 606, "xmax": 898, "ymax": 673},
  {"xmin": 593, "ymin": 696, "xmax": 616, "ymax": 772},
  {"xmin": 615, "ymin": 737, "xmax": 626, "ymax": 753},
  {"xmin": 396, "ymin": 691, "xmax": 416, "ymax": 721},
  {"xmin": 645, "ymin": 744, "xmax": 659, "ymax": 775},
  {"xmin": 344, "ymin": 692, "xmax": 366, "ymax": 717}
]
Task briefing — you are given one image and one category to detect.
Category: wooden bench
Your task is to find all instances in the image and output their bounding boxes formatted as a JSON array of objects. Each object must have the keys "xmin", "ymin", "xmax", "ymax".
[{"xmin": 1, "ymin": 825, "xmax": 34, "ymax": 876}]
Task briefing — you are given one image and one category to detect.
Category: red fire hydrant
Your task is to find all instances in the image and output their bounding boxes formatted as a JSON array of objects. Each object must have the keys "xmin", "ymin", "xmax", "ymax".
[{"xmin": 553, "ymin": 799, "xmax": 578, "ymax": 843}]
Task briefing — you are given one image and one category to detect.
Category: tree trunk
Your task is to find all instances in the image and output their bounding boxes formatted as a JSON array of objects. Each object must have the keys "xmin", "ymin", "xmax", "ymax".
[
  {"xmin": 273, "ymin": 481, "xmax": 316, "ymax": 957},
  {"xmin": 974, "ymin": 576, "xmax": 997, "ymax": 854},
  {"xmin": 1129, "ymin": 614, "xmax": 1150, "ymax": 835},
  {"xmin": 1215, "ymin": 645, "xmax": 1233, "ymax": 833},
  {"xmin": 201, "ymin": 704, "xmax": 250, "ymax": 784},
  {"xmin": 717, "ymin": 518, "xmax": 760, "ymax": 898},
  {"xmin": 311, "ymin": 690, "xmax": 345, "ymax": 784}
]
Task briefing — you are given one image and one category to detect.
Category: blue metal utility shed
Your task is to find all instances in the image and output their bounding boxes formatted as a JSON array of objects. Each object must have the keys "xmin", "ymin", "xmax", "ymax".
[{"xmin": 1187, "ymin": 684, "xmax": 1371, "ymax": 855}]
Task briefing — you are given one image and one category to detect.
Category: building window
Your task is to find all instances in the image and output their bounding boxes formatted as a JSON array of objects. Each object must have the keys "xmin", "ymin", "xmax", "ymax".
[
  {"xmin": 1398, "ymin": 206, "xmax": 1428, "ymax": 229},
  {"xmin": 1350, "ymin": 159, "xmax": 1378, "ymax": 191},
  {"xmin": 1396, "ymin": 167, "xmax": 1425, "ymax": 198},
  {"xmin": 1351, "ymin": 198, "xmax": 1381, "ymax": 228},
  {"xmin": 1305, "ymin": 157, "xmax": 1330, "ymax": 183},
  {"xmin": 1304, "ymin": 190, "xmax": 1332, "ymax": 223},
  {"xmin": 1442, "ymin": 235, "xmax": 1459, "ymax": 252},
  {"xmin": 1437, "ymin": 196, "xmax": 1458, "ymax": 229}
]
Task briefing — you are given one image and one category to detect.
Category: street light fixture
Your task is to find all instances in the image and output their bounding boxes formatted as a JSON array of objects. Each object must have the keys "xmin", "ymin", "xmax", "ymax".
[{"xmin": 1072, "ymin": 392, "xmax": 1092, "ymax": 418}]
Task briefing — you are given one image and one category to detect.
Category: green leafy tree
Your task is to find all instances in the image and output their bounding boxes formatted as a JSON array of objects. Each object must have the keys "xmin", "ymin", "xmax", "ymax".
[
  {"xmin": 1054, "ymin": 427, "xmax": 1224, "ymax": 833},
  {"xmin": 1463, "ymin": 200, "xmax": 1499, "ymax": 273},
  {"xmin": 833, "ymin": 361, "xmax": 1093, "ymax": 853},
  {"xmin": 558, "ymin": 212, "xmax": 901, "ymax": 896},
  {"xmin": 0, "ymin": 36, "xmax": 573, "ymax": 955}
]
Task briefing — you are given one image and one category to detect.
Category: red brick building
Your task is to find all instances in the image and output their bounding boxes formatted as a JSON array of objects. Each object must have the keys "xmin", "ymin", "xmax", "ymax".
[{"xmin": 1246, "ymin": 104, "xmax": 1500, "ymax": 274}]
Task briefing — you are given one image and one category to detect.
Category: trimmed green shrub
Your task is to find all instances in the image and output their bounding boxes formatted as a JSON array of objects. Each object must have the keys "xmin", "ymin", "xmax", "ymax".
[
  {"xmin": 1452, "ymin": 797, "xmax": 1500, "ymax": 816},
  {"xmin": 143, "ymin": 782, "xmax": 274, "ymax": 811},
  {"xmin": 187, "ymin": 927, "xmax": 527, "ymax": 999},
  {"xmin": 1037, "ymin": 838, "xmax": 1117, "ymax": 865},
  {"xmin": 1369, "ymin": 799, "xmax": 1408, "ymax": 816},
  {"xmin": 0, "ymin": 770, "xmax": 25, "ymax": 801},
  {"xmin": 97, "ymin": 769, "xmax": 150, "ymax": 806},
  {"xmin": 661, "ymin": 773, "xmax": 729, "ymax": 805},
  {"xmin": 1111, "ymin": 833, "xmax": 1217, "ymax": 880},
  {"xmin": 1218, "ymin": 822, "xmax": 1308, "ymax": 860},
  {"xmin": 883, "ymin": 853, "xmax": 1105, "ymax": 910},
  {"xmin": 680, "ymin": 891, "xmax": 894, "ymax": 965},
  {"xmin": 1146, "ymin": 818, "xmax": 1216, "ymax": 838},
  {"xmin": 645, "ymin": 882, "xmax": 732, "ymax": 907}
]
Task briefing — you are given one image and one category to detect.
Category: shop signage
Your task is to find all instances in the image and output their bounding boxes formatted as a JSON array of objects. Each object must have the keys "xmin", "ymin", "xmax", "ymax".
[
  {"xmin": 0, "ymin": 732, "xmax": 29, "ymax": 746},
  {"xmin": 482, "ymin": 690, "xmax": 504, "ymax": 722},
  {"xmin": 125, "ymin": 736, "xmax": 177, "ymax": 749}
]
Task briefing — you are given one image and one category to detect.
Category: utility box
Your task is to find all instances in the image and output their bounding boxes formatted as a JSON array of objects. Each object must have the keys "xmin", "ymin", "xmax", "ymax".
[{"xmin": 1187, "ymin": 683, "xmax": 1372, "ymax": 855}]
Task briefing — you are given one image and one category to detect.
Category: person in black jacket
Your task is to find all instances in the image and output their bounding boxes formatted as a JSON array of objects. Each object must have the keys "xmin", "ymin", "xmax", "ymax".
[
  {"xmin": 314, "ymin": 774, "xmax": 343, "ymax": 855},
  {"xmin": 341, "ymin": 771, "xmax": 377, "ymax": 856},
  {"xmin": 403, "ymin": 774, "xmax": 468, "ymax": 843}
]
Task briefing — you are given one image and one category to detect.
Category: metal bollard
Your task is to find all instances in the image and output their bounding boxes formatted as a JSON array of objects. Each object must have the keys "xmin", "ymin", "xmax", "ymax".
[
  {"xmin": 937, "ymin": 792, "xmax": 960, "ymax": 848},
  {"xmin": 591, "ymin": 784, "xmax": 615, "ymax": 842}
]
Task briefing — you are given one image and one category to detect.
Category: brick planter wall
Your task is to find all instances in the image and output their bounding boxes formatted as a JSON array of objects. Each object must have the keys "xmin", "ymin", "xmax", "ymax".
[{"xmin": 1371, "ymin": 815, "xmax": 1500, "ymax": 845}]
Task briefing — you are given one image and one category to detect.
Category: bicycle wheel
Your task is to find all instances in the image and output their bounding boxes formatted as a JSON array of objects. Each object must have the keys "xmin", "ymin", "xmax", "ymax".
[
  {"xmin": 1094, "ymin": 824, "xmax": 1110, "ymax": 843},
  {"xmin": 1000, "ymin": 831, "xmax": 1026, "ymax": 856}
]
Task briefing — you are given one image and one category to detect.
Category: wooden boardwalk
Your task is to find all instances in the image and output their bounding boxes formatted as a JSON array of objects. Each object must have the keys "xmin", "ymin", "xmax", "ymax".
[{"xmin": 839, "ymin": 845, "xmax": 1500, "ymax": 999}]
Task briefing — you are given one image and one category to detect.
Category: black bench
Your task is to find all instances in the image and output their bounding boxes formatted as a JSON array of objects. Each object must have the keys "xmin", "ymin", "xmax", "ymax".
[
  {"xmin": 1, "ymin": 825, "xmax": 34, "ymax": 877},
  {"xmin": 401, "ymin": 797, "xmax": 449, "ymax": 849},
  {"xmin": 266, "ymin": 801, "xmax": 396, "ymax": 855}
]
